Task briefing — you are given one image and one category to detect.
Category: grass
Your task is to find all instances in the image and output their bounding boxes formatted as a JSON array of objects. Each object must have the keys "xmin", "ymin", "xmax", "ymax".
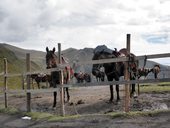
[
  {"xmin": 0, "ymin": 105, "xmax": 19, "ymax": 115},
  {"xmin": 26, "ymin": 112, "xmax": 81, "ymax": 121},
  {"xmin": 140, "ymin": 83, "xmax": 170, "ymax": 93},
  {"xmin": 0, "ymin": 104, "xmax": 169, "ymax": 122},
  {"xmin": 0, "ymin": 81, "xmax": 170, "ymax": 121},
  {"xmin": 108, "ymin": 110, "xmax": 170, "ymax": 118}
]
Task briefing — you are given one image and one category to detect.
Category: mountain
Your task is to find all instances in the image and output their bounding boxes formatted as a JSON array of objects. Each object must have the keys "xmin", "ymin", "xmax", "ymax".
[
  {"xmin": 1, "ymin": 43, "xmax": 46, "ymax": 69},
  {"xmin": 0, "ymin": 43, "xmax": 170, "ymax": 79},
  {"xmin": 0, "ymin": 44, "xmax": 41, "ymax": 73}
]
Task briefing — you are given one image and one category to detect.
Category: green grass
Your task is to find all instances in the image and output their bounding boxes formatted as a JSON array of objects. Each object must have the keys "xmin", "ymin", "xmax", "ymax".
[
  {"xmin": 108, "ymin": 110, "xmax": 170, "ymax": 118},
  {"xmin": 140, "ymin": 83, "xmax": 170, "ymax": 93},
  {"xmin": 27, "ymin": 112, "xmax": 81, "ymax": 121},
  {"xmin": 27, "ymin": 112, "xmax": 54, "ymax": 120},
  {"xmin": 0, "ymin": 104, "xmax": 169, "ymax": 122},
  {"xmin": 0, "ymin": 105, "xmax": 19, "ymax": 115}
]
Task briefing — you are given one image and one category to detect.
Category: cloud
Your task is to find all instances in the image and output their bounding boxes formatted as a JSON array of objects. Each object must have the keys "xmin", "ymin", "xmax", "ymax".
[
  {"xmin": 0, "ymin": 0, "xmax": 169, "ymax": 60},
  {"xmin": 142, "ymin": 34, "xmax": 169, "ymax": 44}
]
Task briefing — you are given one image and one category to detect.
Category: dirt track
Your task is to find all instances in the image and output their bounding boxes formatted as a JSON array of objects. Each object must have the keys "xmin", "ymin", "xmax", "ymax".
[
  {"xmin": 4, "ymin": 86, "xmax": 170, "ymax": 115},
  {"xmin": 0, "ymin": 110, "xmax": 170, "ymax": 128},
  {"xmin": 0, "ymin": 85, "xmax": 170, "ymax": 128}
]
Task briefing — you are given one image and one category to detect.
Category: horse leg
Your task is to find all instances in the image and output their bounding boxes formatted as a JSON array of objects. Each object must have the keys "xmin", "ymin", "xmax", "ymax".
[
  {"xmin": 131, "ymin": 83, "xmax": 137, "ymax": 98},
  {"xmin": 115, "ymin": 77, "xmax": 120, "ymax": 101},
  {"xmin": 154, "ymin": 73, "xmax": 157, "ymax": 79},
  {"xmin": 37, "ymin": 82, "xmax": 40, "ymax": 89},
  {"xmin": 64, "ymin": 88, "xmax": 66, "ymax": 102},
  {"xmin": 53, "ymin": 91, "xmax": 57, "ymax": 107},
  {"xmin": 109, "ymin": 85, "xmax": 114, "ymax": 102},
  {"xmin": 116, "ymin": 84, "xmax": 120, "ymax": 101},
  {"xmin": 66, "ymin": 87, "xmax": 70, "ymax": 102}
]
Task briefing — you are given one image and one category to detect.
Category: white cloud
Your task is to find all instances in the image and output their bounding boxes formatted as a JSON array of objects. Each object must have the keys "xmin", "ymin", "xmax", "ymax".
[{"xmin": 0, "ymin": 0, "xmax": 170, "ymax": 64}]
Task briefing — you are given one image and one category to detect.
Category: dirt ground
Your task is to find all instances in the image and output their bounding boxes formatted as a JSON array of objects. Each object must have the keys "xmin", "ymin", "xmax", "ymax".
[
  {"xmin": 0, "ymin": 111, "xmax": 170, "ymax": 128},
  {"xmin": 0, "ymin": 85, "xmax": 170, "ymax": 128}
]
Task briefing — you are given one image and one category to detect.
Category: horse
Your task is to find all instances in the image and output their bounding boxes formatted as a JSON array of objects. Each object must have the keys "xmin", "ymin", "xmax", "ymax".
[
  {"xmin": 137, "ymin": 65, "xmax": 160, "ymax": 79},
  {"xmin": 46, "ymin": 47, "xmax": 73, "ymax": 107},
  {"xmin": 92, "ymin": 65, "xmax": 105, "ymax": 82},
  {"xmin": 151, "ymin": 64, "xmax": 160, "ymax": 79},
  {"xmin": 74, "ymin": 72, "xmax": 91, "ymax": 83},
  {"xmin": 92, "ymin": 46, "xmax": 138, "ymax": 102},
  {"xmin": 137, "ymin": 68, "xmax": 152, "ymax": 79},
  {"xmin": 30, "ymin": 73, "xmax": 52, "ymax": 89}
]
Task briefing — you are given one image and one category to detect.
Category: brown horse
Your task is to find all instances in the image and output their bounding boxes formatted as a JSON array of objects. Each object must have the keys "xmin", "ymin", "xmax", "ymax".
[
  {"xmin": 92, "ymin": 46, "xmax": 138, "ymax": 102},
  {"xmin": 151, "ymin": 64, "xmax": 160, "ymax": 79},
  {"xmin": 74, "ymin": 72, "xmax": 91, "ymax": 83},
  {"xmin": 31, "ymin": 73, "xmax": 52, "ymax": 89},
  {"xmin": 137, "ymin": 68, "xmax": 152, "ymax": 79},
  {"xmin": 137, "ymin": 65, "xmax": 160, "ymax": 79},
  {"xmin": 46, "ymin": 47, "xmax": 73, "ymax": 107}
]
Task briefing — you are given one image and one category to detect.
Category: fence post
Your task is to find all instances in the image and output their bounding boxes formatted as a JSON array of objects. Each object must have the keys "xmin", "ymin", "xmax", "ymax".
[
  {"xmin": 4, "ymin": 58, "xmax": 8, "ymax": 108},
  {"xmin": 124, "ymin": 34, "xmax": 131, "ymax": 112},
  {"xmin": 21, "ymin": 74, "xmax": 25, "ymax": 90},
  {"xmin": 26, "ymin": 53, "xmax": 31, "ymax": 112},
  {"xmin": 58, "ymin": 43, "xmax": 65, "ymax": 116}
]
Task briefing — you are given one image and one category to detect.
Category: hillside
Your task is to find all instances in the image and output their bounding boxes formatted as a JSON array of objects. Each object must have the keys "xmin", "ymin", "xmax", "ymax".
[
  {"xmin": 1, "ymin": 43, "xmax": 170, "ymax": 79},
  {"xmin": 0, "ymin": 44, "xmax": 42, "ymax": 89},
  {"xmin": 1, "ymin": 43, "xmax": 46, "ymax": 69}
]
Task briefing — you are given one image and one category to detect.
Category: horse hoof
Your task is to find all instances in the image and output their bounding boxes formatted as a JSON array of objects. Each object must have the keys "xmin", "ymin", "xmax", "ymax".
[
  {"xmin": 130, "ymin": 92, "xmax": 138, "ymax": 98},
  {"xmin": 133, "ymin": 92, "xmax": 138, "ymax": 98},
  {"xmin": 108, "ymin": 99, "xmax": 113, "ymax": 103},
  {"xmin": 52, "ymin": 104, "xmax": 56, "ymax": 108},
  {"xmin": 133, "ymin": 95, "xmax": 138, "ymax": 98},
  {"xmin": 116, "ymin": 99, "xmax": 121, "ymax": 102}
]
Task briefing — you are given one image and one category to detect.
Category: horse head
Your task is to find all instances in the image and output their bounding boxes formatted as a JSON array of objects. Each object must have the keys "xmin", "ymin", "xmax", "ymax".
[
  {"xmin": 151, "ymin": 64, "xmax": 160, "ymax": 79},
  {"xmin": 46, "ymin": 47, "xmax": 58, "ymax": 69}
]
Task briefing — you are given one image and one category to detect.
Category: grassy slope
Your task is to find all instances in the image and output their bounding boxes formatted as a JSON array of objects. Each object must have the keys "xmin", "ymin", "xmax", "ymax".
[{"xmin": 0, "ymin": 45, "xmax": 41, "ymax": 89}]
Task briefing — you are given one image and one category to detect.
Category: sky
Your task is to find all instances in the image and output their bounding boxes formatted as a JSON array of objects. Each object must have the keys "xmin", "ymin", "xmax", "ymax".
[{"xmin": 0, "ymin": 0, "xmax": 170, "ymax": 65}]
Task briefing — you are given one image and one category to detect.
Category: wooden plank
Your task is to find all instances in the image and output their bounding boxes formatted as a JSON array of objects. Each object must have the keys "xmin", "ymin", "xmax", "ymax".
[
  {"xmin": 137, "ymin": 53, "xmax": 170, "ymax": 60},
  {"xmin": 4, "ymin": 88, "xmax": 58, "ymax": 94},
  {"xmin": 4, "ymin": 73, "xmax": 23, "ymax": 77},
  {"xmin": 1, "ymin": 78, "xmax": 169, "ymax": 95},
  {"xmin": 26, "ymin": 53, "xmax": 31, "ymax": 112},
  {"xmin": 4, "ymin": 58, "xmax": 8, "ymax": 108},
  {"xmin": 63, "ymin": 78, "xmax": 170, "ymax": 88},
  {"xmin": 124, "ymin": 34, "xmax": 130, "ymax": 112},
  {"xmin": 2, "ymin": 52, "xmax": 170, "ymax": 79},
  {"xmin": 58, "ymin": 43, "xmax": 65, "ymax": 116}
]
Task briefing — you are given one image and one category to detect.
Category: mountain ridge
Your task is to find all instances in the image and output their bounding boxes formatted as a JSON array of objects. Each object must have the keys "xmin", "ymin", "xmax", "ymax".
[{"xmin": 0, "ymin": 43, "xmax": 170, "ymax": 79}]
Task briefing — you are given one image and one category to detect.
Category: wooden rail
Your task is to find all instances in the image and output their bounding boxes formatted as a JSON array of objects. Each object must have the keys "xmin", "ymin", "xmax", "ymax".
[{"xmin": 1, "ymin": 34, "xmax": 170, "ymax": 115}]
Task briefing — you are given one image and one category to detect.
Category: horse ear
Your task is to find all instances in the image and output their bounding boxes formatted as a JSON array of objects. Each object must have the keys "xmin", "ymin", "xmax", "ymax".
[
  {"xmin": 52, "ymin": 47, "xmax": 55, "ymax": 53},
  {"xmin": 46, "ymin": 47, "xmax": 49, "ymax": 52}
]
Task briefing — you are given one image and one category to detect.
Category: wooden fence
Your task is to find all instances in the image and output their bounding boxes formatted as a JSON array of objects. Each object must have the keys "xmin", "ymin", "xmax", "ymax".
[{"xmin": 1, "ymin": 34, "xmax": 170, "ymax": 116}]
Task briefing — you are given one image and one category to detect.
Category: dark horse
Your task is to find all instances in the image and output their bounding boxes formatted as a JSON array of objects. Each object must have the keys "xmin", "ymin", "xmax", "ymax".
[
  {"xmin": 31, "ymin": 73, "xmax": 52, "ymax": 89},
  {"xmin": 74, "ymin": 72, "xmax": 91, "ymax": 83},
  {"xmin": 92, "ymin": 65, "xmax": 105, "ymax": 82},
  {"xmin": 151, "ymin": 64, "xmax": 160, "ymax": 79},
  {"xmin": 137, "ymin": 68, "xmax": 152, "ymax": 79},
  {"xmin": 46, "ymin": 47, "xmax": 72, "ymax": 107},
  {"xmin": 92, "ymin": 46, "xmax": 138, "ymax": 102},
  {"xmin": 137, "ymin": 64, "xmax": 160, "ymax": 79}
]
